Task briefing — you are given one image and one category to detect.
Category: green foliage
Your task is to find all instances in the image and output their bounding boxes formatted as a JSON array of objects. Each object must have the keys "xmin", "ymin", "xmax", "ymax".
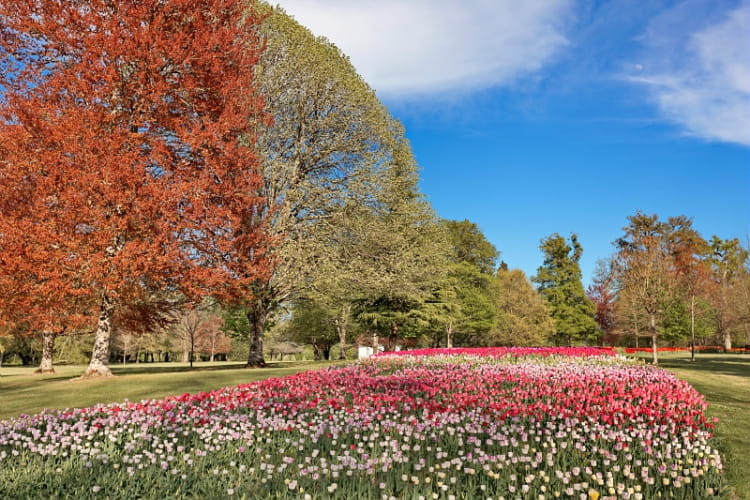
[
  {"xmin": 221, "ymin": 306, "xmax": 251, "ymax": 341},
  {"xmin": 442, "ymin": 219, "xmax": 499, "ymax": 274},
  {"xmin": 533, "ymin": 234, "xmax": 597, "ymax": 345},
  {"xmin": 281, "ymin": 301, "xmax": 339, "ymax": 360},
  {"xmin": 416, "ymin": 220, "xmax": 499, "ymax": 347},
  {"xmin": 355, "ymin": 294, "xmax": 428, "ymax": 340},
  {"xmin": 661, "ymin": 298, "xmax": 716, "ymax": 342},
  {"xmin": 491, "ymin": 268, "xmax": 554, "ymax": 346},
  {"xmin": 450, "ymin": 263, "xmax": 498, "ymax": 339},
  {"xmin": 708, "ymin": 236, "xmax": 748, "ymax": 282},
  {"xmin": 432, "ymin": 262, "xmax": 497, "ymax": 346}
]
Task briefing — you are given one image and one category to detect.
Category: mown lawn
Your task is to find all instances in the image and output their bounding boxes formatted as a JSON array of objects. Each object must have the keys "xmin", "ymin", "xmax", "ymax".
[
  {"xmin": 0, "ymin": 360, "xmax": 341, "ymax": 421},
  {"xmin": 634, "ymin": 352, "xmax": 750, "ymax": 500}
]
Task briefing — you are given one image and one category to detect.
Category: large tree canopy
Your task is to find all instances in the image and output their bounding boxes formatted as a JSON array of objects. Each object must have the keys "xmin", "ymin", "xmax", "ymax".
[
  {"xmin": 0, "ymin": 0, "xmax": 268, "ymax": 376},
  {"xmin": 235, "ymin": 5, "xmax": 443, "ymax": 365}
]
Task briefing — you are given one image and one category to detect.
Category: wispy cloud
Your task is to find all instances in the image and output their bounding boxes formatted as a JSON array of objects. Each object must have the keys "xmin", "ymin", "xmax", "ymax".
[
  {"xmin": 276, "ymin": 0, "xmax": 574, "ymax": 97},
  {"xmin": 631, "ymin": 2, "xmax": 750, "ymax": 146}
]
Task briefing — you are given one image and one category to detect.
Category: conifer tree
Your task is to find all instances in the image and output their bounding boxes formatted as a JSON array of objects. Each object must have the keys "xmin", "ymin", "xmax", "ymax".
[{"xmin": 533, "ymin": 234, "xmax": 597, "ymax": 345}]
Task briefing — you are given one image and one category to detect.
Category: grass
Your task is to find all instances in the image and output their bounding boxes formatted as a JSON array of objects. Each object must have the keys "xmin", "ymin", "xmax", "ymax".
[
  {"xmin": 0, "ymin": 360, "xmax": 342, "ymax": 421},
  {"xmin": 633, "ymin": 352, "xmax": 750, "ymax": 500}
]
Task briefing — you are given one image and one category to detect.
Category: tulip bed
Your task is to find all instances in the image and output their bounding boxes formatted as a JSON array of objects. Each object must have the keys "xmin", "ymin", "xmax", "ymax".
[{"xmin": 0, "ymin": 349, "xmax": 723, "ymax": 499}]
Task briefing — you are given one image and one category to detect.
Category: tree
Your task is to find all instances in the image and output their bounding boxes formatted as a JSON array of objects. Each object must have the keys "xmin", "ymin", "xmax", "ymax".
[
  {"xmin": 612, "ymin": 213, "xmax": 705, "ymax": 363},
  {"xmin": 533, "ymin": 234, "xmax": 597, "ymax": 345},
  {"xmin": 282, "ymin": 301, "xmax": 338, "ymax": 360},
  {"xmin": 661, "ymin": 298, "xmax": 715, "ymax": 346},
  {"xmin": 0, "ymin": 221, "xmax": 90, "ymax": 374},
  {"xmin": 232, "ymin": 6, "xmax": 434, "ymax": 366},
  {"xmin": 0, "ymin": 0, "xmax": 268, "ymax": 377},
  {"xmin": 614, "ymin": 213, "xmax": 672, "ymax": 363},
  {"xmin": 613, "ymin": 279, "xmax": 648, "ymax": 348},
  {"xmin": 587, "ymin": 259, "xmax": 618, "ymax": 345},
  {"xmin": 419, "ymin": 220, "xmax": 498, "ymax": 348},
  {"xmin": 708, "ymin": 236, "xmax": 750, "ymax": 350},
  {"xmin": 434, "ymin": 220, "xmax": 498, "ymax": 347},
  {"xmin": 236, "ymin": 8, "xmax": 446, "ymax": 366},
  {"xmin": 668, "ymin": 222, "xmax": 712, "ymax": 360},
  {"xmin": 491, "ymin": 268, "xmax": 554, "ymax": 346},
  {"xmin": 443, "ymin": 220, "xmax": 499, "ymax": 275},
  {"xmin": 347, "ymin": 168, "xmax": 448, "ymax": 350},
  {"xmin": 169, "ymin": 304, "xmax": 223, "ymax": 367},
  {"xmin": 196, "ymin": 316, "xmax": 231, "ymax": 362}
]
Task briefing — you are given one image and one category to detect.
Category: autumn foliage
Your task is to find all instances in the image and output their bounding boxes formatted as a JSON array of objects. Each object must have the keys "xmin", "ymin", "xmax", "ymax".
[{"xmin": 0, "ymin": 0, "xmax": 270, "ymax": 374}]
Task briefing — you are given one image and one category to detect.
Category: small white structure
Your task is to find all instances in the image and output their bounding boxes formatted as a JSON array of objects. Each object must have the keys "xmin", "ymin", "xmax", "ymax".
[{"xmin": 358, "ymin": 344, "xmax": 386, "ymax": 359}]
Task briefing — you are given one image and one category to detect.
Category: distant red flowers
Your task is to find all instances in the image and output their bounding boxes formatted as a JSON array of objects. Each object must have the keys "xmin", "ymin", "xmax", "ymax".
[
  {"xmin": 624, "ymin": 346, "xmax": 747, "ymax": 353},
  {"xmin": 376, "ymin": 346, "xmax": 618, "ymax": 358}
]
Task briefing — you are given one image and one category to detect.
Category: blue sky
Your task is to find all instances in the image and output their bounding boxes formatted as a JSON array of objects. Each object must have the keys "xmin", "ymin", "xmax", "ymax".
[{"xmin": 277, "ymin": 0, "xmax": 750, "ymax": 283}]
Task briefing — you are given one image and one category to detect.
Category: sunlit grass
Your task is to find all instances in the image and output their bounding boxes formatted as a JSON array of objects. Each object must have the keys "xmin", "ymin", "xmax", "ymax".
[{"xmin": 0, "ymin": 360, "xmax": 342, "ymax": 421}]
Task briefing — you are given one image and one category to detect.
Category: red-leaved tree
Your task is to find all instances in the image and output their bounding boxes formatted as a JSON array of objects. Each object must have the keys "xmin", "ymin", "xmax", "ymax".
[
  {"xmin": 0, "ymin": 0, "xmax": 270, "ymax": 377},
  {"xmin": 586, "ymin": 259, "xmax": 618, "ymax": 346}
]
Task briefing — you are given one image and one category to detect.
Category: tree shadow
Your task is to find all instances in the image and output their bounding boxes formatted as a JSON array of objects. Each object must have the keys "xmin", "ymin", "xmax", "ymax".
[
  {"xmin": 646, "ymin": 353, "xmax": 750, "ymax": 379},
  {"xmin": 108, "ymin": 360, "xmax": 323, "ymax": 376}
]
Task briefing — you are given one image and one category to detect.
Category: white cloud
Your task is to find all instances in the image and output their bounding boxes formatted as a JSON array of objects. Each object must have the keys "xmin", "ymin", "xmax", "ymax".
[
  {"xmin": 632, "ymin": 3, "xmax": 750, "ymax": 146},
  {"xmin": 276, "ymin": 0, "xmax": 574, "ymax": 97}
]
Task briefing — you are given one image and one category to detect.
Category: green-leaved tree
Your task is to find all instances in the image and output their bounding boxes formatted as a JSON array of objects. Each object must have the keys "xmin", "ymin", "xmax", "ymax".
[{"xmin": 491, "ymin": 268, "xmax": 554, "ymax": 346}]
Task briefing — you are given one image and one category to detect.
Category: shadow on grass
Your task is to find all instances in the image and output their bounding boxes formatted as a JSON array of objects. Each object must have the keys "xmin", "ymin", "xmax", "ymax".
[
  {"xmin": 636, "ymin": 353, "xmax": 750, "ymax": 379},
  {"xmin": 1, "ymin": 361, "xmax": 340, "ymax": 388},
  {"xmin": 110, "ymin": 362, "xmax": 247, "ymax": 376},
  {"xmin": 108, "ymin": 360, "xmax": 338, "ymax": 376}
]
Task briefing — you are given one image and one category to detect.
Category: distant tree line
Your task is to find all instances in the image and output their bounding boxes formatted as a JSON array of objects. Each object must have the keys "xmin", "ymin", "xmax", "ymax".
[{"xmin": 589, "ymin": 212, "xmax": 750, "ymax": 364}]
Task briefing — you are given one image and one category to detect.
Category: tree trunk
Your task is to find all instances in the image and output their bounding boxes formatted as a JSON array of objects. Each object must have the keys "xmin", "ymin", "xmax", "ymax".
[
  {"xmin": 246, "ymin": 302, "xmax": 266, "ymax": 367},
  {"xmin": 189, "ymin": 335, "xmax": 194, "ymax": 368},
  {"xmin": 634, "ymin": 317, "xmax": 639, "ymax": 348},
  {"xmin": 372, "ymin": 332, "xmax": 379, "ymax": 353},
  {"xmin": 336, "ymin": 304, "xmax": 351, "ymax": 360},
  {"xmin": 723, "ymin": 330, "xmax": 732, "ymax": 351},
  {"xmin": 35, "ymin": 330, "xmax": 56, "ymax": 374},
  {"xmin": 181, "ymin": 350, "xmax": 189, "ymax": 363},
  {"xmin": 83, "ymin": 294, "xmax": 115, "ymax": 378},
  {"xmin": 446, "ymin": 321, "xmax": 453, "ymax": 348},
  {"xmin": 649, "ymin": 313, "xmax": 658, "ymax": 365},
  {"xmin": 336, "ymin": 325, "xmax": 347, "ymax": 360},
  {"xmin": 690, "ymin": 295, "xmax": 696, "ymax": 362},
  {"xmin": 389, "ymin": 323, "xmax": 399, "ymax": 351}
]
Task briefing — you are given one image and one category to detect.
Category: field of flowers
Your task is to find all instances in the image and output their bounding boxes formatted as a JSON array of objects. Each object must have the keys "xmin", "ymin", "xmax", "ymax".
[{"xmin": 0, "ymin": 348, "xmax": 723, "ymax": 499}]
